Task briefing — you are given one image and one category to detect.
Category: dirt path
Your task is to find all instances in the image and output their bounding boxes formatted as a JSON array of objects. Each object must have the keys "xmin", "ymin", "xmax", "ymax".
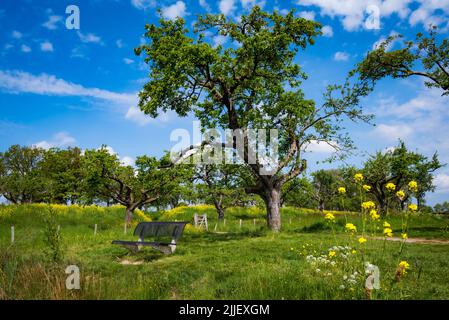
[{"xmin": 372, "ymin": 236, "xmax": 449, "ymax": 245}]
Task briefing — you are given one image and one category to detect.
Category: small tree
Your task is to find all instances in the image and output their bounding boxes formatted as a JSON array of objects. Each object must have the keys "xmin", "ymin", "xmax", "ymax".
[
  {"xmin": 82, "ymin": 148, "xmax": 184, "ymax": 225},
  {"xmin": 361, "ymin": 141, "xmax": 442, "ymax": 215}
]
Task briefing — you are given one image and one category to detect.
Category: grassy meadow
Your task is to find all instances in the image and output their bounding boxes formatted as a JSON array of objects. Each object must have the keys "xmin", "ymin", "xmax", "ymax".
[{"xmin": 1, "ymin": 204, "xmax": 449, "ymax": 300}]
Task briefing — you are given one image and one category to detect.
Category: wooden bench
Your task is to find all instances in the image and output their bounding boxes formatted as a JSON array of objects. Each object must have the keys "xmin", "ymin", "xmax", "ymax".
[{"xmin": 112, "ymin": 221, "xmax": 188, "ymax": 254}]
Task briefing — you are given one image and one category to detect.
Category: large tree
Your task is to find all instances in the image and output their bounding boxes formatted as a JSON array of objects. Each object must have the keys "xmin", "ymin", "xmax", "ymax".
[
  {"xmin": 135, "ymin": 7, "xmax": 373, "ymax": 231},
  {"xmin": 0, "ymin": 145, "xmax": 46, "ymax": 204},
  {"xmin": 82, "ymin": 148, "xmax": 183, "ymax": 225},
  {"xmin": 356, "ymin": 27, "xmax": 449, "ymax": 96}
]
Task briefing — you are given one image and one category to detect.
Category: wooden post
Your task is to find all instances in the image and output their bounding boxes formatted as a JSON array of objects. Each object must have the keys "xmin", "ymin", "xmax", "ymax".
[
  {"xmin": 11, "ymin": 226, "xmax": 14, "ymax": 244},
  {"xmin": 239, "ymin": 219, "xmax": 242, "ymax": 229},
  {"xmin": 253, "ymin": 218, "xmax": 256, "ymax": 227},
  {"xmin": 94, "ymin": 224, "xmax": 97, "ymax": 236},
  {"xmin": 124, "ymin": 222, "xmax": 127, "ymax": 234}
]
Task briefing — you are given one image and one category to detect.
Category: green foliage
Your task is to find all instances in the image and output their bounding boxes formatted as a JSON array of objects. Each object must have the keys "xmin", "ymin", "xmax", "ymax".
[
  {"xmin": 356, "ymin": 27, "xmax": 449, "ymax": 95},
  {"xmin": 42, "ymin": 207, "xmax": 64, "ymax": 263}
]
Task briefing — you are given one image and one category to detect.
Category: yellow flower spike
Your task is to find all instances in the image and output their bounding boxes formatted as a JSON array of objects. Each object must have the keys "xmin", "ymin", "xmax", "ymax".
[
  {"xmin": 362, "ymin": 184, "xmax": 371, "ymax": 192},
  {"xmin": 338, "ymin": 187, "xmax": 346, "ymax": 194},
  {"xmin": 386, "ymin": 182, "xmax": 396, "ymax": 191},
  {"xmin": 354, "ymin": 173, "xmax": 364, "ymax": 183},
  {"xmin": 328, "ymin": 251, "xmax": 336, "ymax": 258},
  {"xmin": 408, "ymin": 204, "xmax": 418, "ymax": 212},
  {"xmin": 408, "ymin": 181, "xmax": 418, "ymax": 192},
  {"xmin": 351, "ymin": 250, "xmax": 357, "ymax": 254},
  {"xmin": 369, "ymin": 209, "xmax": 380, "ymax": 221},
  {"xmin": 396, "ymin": 190, "xmax": 405, "ymax": 199},
  {"xmin": 401, "ymin": 233, "xmax": 408, "ymax": 240},
  {"xmin": 398, "ymin": 261, "xmax": 410, "ymax": 275},
  {"xmin": 383, "ymin": 221, "xmax": 391, "ymax": 228},
  {"xmin": 358, "ymin": 237, "xmax": 367, "ymax": 244}
]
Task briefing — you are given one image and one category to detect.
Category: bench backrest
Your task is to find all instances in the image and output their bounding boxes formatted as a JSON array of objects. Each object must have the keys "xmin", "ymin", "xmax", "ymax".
[{"xmin": 134, "ymin": 222, "xmax": 188, "ymax": 242}]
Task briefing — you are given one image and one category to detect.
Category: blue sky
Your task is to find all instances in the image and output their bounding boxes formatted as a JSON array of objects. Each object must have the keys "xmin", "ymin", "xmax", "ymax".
[{"xmin": 1, "ymin": 0, "xmax": 449, "ymax": 205}]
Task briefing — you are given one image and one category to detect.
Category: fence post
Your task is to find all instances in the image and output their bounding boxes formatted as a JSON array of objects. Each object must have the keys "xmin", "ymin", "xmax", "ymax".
[
  {"xmin": 253, "ymin": 218, "xmax": 256, "ymax": 227},
  {"xmin": 239, "ymin": 219, "xmax": 242, "ymax": 229},
  {"xmin": 124, "ymin": 222, "xmax": 127, "ymax": 234},
  {"xmin": 11, "ymin": 225, "xmax": 14, "ymax": 244},
  {"xmin": 94, "ymin": 224, "xmax": 97, "ymax": 236}
]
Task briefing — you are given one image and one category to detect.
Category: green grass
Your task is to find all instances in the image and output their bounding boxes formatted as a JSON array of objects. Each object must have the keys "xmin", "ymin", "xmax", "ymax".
[{"xmin": 1, "ymin": 204, "xmax": 449, "ymax": 300}]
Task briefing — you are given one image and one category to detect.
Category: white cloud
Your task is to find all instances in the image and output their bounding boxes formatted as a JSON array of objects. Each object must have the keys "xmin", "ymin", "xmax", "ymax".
[
  {"xmin": 372, "ymin": 30, "xmax": 400, "ymax": 50},
  {"xmin": 123, "ymin": 58, "xmax": 134, "ymax": 64},
  {"xmin": 213, "ymin": 35, "xmax": 228, "ymax": 47},
  {"xmin": 121, "ymin": 156, "xmax": 135, "ymax": 167},
  {"xmin": 0, "ymin": 70, "xmax": 136, "ymax": 105},
  {"xmin": 220, "ymin": 0, "xmax": 236, "ymax": 16},
  {"xmin": 77, "ymin": 32, "xmax": 102, "ymax": 44},
  {"xmin": 12, "ymin": 30, "xmax": 22, "ymax": 39},
  {"xmin": 40, "ymin": 41, "xmax": 54, "ymax": 52},
  {"xmin": 303, "ymin": 140, "xmax": 339, "ymax": 153},
  {"xmin": 199, "ymin": 0, "xmax": 212, "ymax": 11},
  {"xmin": 241, "ymin": 0, "xmax": 266, "ymax": 10},
  {"xmin": 372, "ymin": 123, "xmax": 413, "ymax": 141},
  {"xmin": 321, "ymin": 25, "xmax": 334, "ymax": 37},
  {"xmin": 34, "ymin": 132, "xmax": 76, "ymax": 150},
  {"xmin": 21, "ymin": 44, "xmax": 31, "ymax": 53},
  {"xmin": 42, "ymin": 15, "xmax": 63, "ymax": 30},
  {"xmin": 126, "ymin": 106, "xmax": 174, "ymax": 126},
  {"xmin": 297, "ymin": 0, "xmax": 412, "ymax": 31},
  {"xmin": 434, "ymin": 173, "xmax": 449, "ymax": 193},
  {"xmin": 131, "ymin": 0, "xmax": 156, "ymax": 9},
  {"xmin": 116, "ymin": 39, "xmax": 124, "ymax": 48},
  {"xmin": 298, "ymin": 11, "xmax": 316, "ymax": 20},
  {"xmin": 161, "ymin": 1, "xmax": 188, "ymax": 20},
  {"xmin": 333, "ymin": 51, "xmax": 349, "ymax": 61}
]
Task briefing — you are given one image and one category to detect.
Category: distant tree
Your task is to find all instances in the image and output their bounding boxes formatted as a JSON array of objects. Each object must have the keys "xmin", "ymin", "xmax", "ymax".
[
  {"xmin": 135, "ymin": 7, "xmax": 374, "ymax": 231},
  {"xmin": 0, "ymin": 145, "xmax": 46, "ymax": 204},
  {"xmin": 356, "ymin": 27, "xmax": 449, "ymax": 96},
  {"xmin": 434, "ymin": 201, "xmax": 449, "ymax": 214},
  {"xmin": 82, "ymin": 148, "xmax": 184, "ymax": 225},
  {"xmin": 39, "ymin": 147, "xmax": 83, "ymax": 204},
  {"xmin": 281, "ymin": 176, "xmax": 316, "ymax": 208},
  {"xmin": 362, "ymin": 141, "xmax": 443, "ymax": 215},
  {"xmin": 311, "ymin": 169, "xmax": 341, "ymax": 212},
  {"xmin": 193, "ymin": 164, "xmax": 251, "ymax": 220}
]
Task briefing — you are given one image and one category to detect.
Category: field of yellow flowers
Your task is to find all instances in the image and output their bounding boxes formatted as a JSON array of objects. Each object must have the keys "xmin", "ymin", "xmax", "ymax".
[{"xmin": 0, "ymin": 186, "xmax": 448, "ymax": 300}]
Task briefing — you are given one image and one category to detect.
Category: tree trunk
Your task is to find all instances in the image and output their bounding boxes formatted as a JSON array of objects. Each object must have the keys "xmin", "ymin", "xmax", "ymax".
[
  {"xmin": 125, "ymin": 207, "xmax": 134, "ymax": 227},
  {"xmin": 264, "ymin": 187, "xmax": 281, "ymax": 232}
]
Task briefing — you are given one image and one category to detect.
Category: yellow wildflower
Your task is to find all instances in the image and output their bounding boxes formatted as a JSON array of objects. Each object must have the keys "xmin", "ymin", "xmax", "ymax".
[
  {"xmin": 370, "ymin": 209, "xmax": 380, "ymax": 220},
  {"xmin": 351, "ymin": 250, "xmax": 357, "ymax": 254},
  {"xmin": 396, "ymin": 190, "xmax": 405, "ymax": 200},
  {"xmin": 358, "ymin": 237, "xmax": 367, "ymax": 244},
  {"xmin": 386, "ymin": 182, "xmax": 396, "ymax": 191},
  {"xmin": 383, "ymin": 221, "xmax": 391, "ymax": 228},
  {"xmin": 383, "ymin": 227, "xmax": 393, "ymax": 237},
  {"xmin": 408, "ymin": 181, "xmax": 418, "ymax": 192},
  {"xmin": 345, "ymin": 223, "xmax": 357, "ymax": 233},
  {"xmin": 401, "ymin": 233, "xmax": 408, "ymax": 240},
  {"xmin": 363, "ymin": 184, "xmax": 371, "ymax": 192},
  {"xmin": 398, "ymin": 261, "xmax": 410, "ymax": 275},
  {"xmin": 408, "ymin": 204, "xmax": 418, "ymax": 212},
  {"xmin": 324, "ymin": 213, "xmax": 336, "ymax": 222},
  {"xmin": 354, "ymin": 173, "xmax": 364, "ymax": 182},
  {"xmin": 361, "ymin": 201, "xmax": 376, "ymax": 210},
  {"xmin": 338, "ymin": 187, "xmax": 346, "ymax": 194},
  {"xmin": 328, "ymin": 251, "xmax": 337, "ymax": 258}
]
